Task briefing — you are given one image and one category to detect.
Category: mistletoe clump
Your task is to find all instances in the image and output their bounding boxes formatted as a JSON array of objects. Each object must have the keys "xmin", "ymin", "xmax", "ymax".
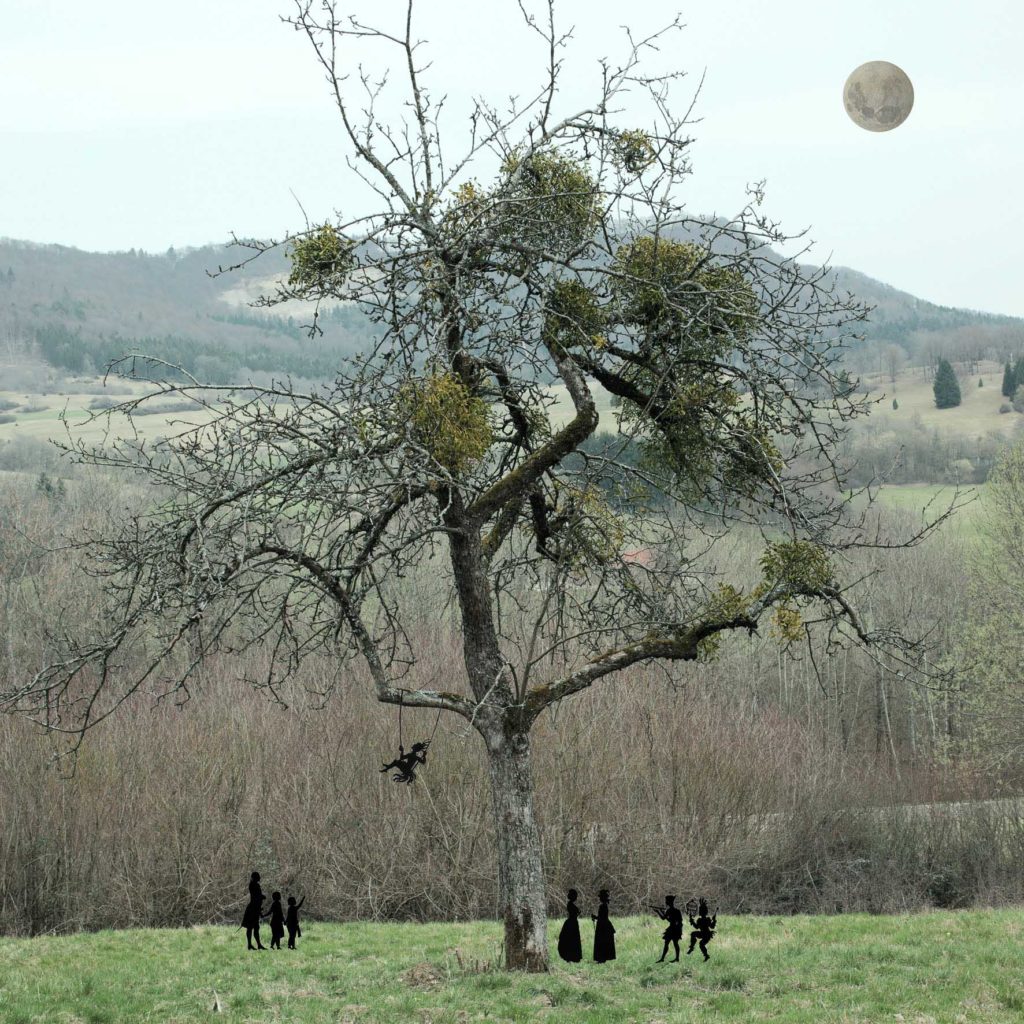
[
  {"xmin": 614, "ymin": 129, "xmax": 657, "ymax": 174},
  {"xmin": 613, "ymin": 237, "xmax": 758, "ymax": 346},
  {"xmin": 287, "ymin": 224, "xmax": 355, "ymax": 296},
  {"xmin": 546, "ymin": 481, "xmax": 627, "ymax": 569},
  {"xmin": 542, "ymin": 279, "xmax": 606, "ymax": 354},
  {"xmin": 401, "ymin": 373, "xmax": 492, "ymax": 476},
  {"xmin": 498, "ymin": 150, "xmax": 600, "ymax": 259}
]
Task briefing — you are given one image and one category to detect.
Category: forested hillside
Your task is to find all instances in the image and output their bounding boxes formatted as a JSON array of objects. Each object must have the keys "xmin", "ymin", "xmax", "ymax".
[
  {"xmin": 3, "ymin": 236, "xmax": 1023, "ymax": 387},
  {"xmin": 0, "ymin": 239, "xmax": 375, "ymax": 384}
]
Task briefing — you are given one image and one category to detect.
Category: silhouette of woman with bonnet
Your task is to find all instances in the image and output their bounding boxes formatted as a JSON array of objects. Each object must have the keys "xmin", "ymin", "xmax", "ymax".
[
  {"xmin": 591, "ymin": 889, "xmax": 616, "ymax": 962},
  {"xmin": 557, "ymin": 888, "xmax": 582, "ymax": 962}
]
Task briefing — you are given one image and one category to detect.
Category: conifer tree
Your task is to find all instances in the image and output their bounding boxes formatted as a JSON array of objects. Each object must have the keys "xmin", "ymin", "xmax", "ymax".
[
  {"xmin": 933, "ymin": 358, "xmax": 962, "ymax": 409},
  {"xmin": 1002, "ymin": 361, "xmax": 1014, "ymax": 397}
]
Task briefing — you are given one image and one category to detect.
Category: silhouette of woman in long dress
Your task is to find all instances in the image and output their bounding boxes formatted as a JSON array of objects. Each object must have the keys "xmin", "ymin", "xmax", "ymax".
[
  {"xmin": 242, "ymin": 871, "xmax": 267, "ymax": 950},
  {"xmin": 557, "ymin": 888, "xmax": 582, "ymax": 963},
  {"xmin": 591, "ymin": 889, "xmax": 616, "ymax": 962}
]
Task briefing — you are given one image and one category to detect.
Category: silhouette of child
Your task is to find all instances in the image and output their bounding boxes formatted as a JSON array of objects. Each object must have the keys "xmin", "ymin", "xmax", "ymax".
[
  {"xmin": 265, "ymin": 891, "xmax": 285, "ymax": 950},
  {"xmin": 286, "ymin": 895, "xmax": 305, "ymax": 949},
  {"xmin": 686, "ymin": 897, "xmax": 716, "ymax": 961},
  {"xmin": 654, "ymin": 895, "xmax": 683, "ymax": 962},
  {"xmin": 379, "ymin": 741, "xmax": 429, "ymax": 784}
]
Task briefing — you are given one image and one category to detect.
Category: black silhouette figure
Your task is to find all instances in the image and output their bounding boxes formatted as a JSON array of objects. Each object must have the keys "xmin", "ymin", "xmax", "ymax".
[
  {"xmin": 557, "ymin": 888, "xmax": 582, "ymax": 963},
  {"xmin": 286, "ymin": 895, "xmax": 305, "ymax": 949},
  {"xmin": 591, "ymin": 889, "xmax": 616, "ymax": 962},
  {"xmin": 653, "ymin": 894, "xmax": 683, "ymax": 962},
  {"xmin": 379, "ymin": 741, "xmax": 429, "ymax": 784},
  {"xmin": 265, "ymin": 891, "xmax": 285, "ymax": 949},
  {"xmin": 241, "ymin": 871, "xmax": 267, "ymax": 950},
  {"xmin": 686, "ymin": 897, "xmax": 716, "ymax": 961}
]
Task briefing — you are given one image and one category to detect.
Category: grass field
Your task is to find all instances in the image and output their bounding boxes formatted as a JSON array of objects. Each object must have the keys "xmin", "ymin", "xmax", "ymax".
[
  {"xmin": 2, "ymin": 911, "xmax": 1024, "ymax": 1023},
  {"xmin": 0, "ymin": 378, "xmax": 222, "ymax": 448},
  {"xmin": 1, "ymin": 358, "xmax": 1019, "ymax": 449},
  {"xmin": 858, "ymin": 359, "xmax": 1017, "ymax": 440}
]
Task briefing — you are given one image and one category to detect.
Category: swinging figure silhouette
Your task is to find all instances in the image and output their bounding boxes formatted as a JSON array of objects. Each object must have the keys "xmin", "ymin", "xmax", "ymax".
[
  {"xmin": 380, "ymin": 741, "xmax": 429, "ymax": 784},
  {"xmin": 378, "ymin": 692, "xmax": 441, "ymax": 785}
]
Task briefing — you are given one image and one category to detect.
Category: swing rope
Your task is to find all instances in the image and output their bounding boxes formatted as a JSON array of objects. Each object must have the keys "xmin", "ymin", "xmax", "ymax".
[{"xmin": 396, "ymin": 690, "xmax": 443, "ymax": 749}]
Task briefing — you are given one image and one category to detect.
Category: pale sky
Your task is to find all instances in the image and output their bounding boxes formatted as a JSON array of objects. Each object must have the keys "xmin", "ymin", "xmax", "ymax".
[{"xmin": 2, "ymin": 1, "xmax": 1022, "ymax": 315}]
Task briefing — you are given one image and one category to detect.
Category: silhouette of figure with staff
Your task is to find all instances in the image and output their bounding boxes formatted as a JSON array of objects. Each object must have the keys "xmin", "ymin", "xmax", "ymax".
[
  {"xmin": 241, "ymin": 871, "xmax": 267, "ymax": 950},
  {"xmin": 591, "ymin": 889, "xmax": 616, "ymax": 962},
  {"xmin": 686, "ymin": 897, "xmax": 716, "ymax": 961},
  {"xmin": 652, "ymin": 894, "xmax": 683, "ymax": 962},
  {"xmin": 557, "ymin": 888, "xmax": 582, "ymax": 963}
]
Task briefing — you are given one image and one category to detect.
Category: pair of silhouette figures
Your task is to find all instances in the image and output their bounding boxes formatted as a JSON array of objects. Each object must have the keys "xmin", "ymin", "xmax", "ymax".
[
  {"xmin": 652, "ymin": 896, "xmax": 716, "ymax": 962},
  {"xmin": 242, "ymin": 872, "xmax": 305, "ymax": 950},
  {"xmin": 557, "ymin": 889, "xmax": 616, "ymax": 963}
]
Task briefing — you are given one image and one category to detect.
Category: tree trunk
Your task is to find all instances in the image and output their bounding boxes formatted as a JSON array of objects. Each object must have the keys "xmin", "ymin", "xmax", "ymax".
[{"xmin": 486, "ymin": 727, "xmax": 548, "ymax": 972}]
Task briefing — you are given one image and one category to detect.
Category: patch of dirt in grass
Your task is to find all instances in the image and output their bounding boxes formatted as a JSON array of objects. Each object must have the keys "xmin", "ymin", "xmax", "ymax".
[{"xmin": 403, "ymin": 961, "xmax": 445, "ymax": 989}]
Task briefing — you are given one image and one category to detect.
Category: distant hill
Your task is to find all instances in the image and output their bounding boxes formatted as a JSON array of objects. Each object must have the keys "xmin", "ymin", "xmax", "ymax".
[
  {"xmin": 0, "ymin": 239, "xmax": 373, "ymax": 385},
  {"xmin": 828, "ymin": 266, "xmax": 1024, "ymax": 366},
  {"xmin": 1, "ymin": 236, "xmax": 1023, "ymax": 385}
]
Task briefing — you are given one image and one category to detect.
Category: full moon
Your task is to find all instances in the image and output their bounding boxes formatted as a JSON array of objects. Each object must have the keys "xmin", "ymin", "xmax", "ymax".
[{"xmin": 843, "ymin": 61, "xmax": 914, "ymax": 132}]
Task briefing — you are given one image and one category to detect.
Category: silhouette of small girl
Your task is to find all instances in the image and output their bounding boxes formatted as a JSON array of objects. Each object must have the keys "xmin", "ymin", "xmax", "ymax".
[
  {"xmin": 654, "ymin": 895, "xmax": 683, "ymax": 962},
  {"xmin": 686, "ymin": 897, "xmax": 716, "ymax": 961},
  {"xmin": 379, "ymin": 741, "xmax": 429, "ymax": 784},
  {"xmin": 557, "ymin": 888, "xmax": 582, "ymax": 963},
  {"xmin": 264, "ymin": 891, "xmax": 285, "ymax": 949},
  {"xmin": 242, "ymin": 872, "xmax": 268, "ymax": 950},
  {"xmin": 286, "ymin": 895, "xmax": 305, "ymax": 949}
]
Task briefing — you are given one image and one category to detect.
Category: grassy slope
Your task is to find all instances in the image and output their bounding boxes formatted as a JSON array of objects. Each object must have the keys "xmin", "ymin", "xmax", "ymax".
[
  {"xmin": 858, "ymin": 359, "xmax": 1017, "ymax": 440},
  {"xmin": 2, "ymin": 912, "xmax": 1024, "ymax": 1023}
]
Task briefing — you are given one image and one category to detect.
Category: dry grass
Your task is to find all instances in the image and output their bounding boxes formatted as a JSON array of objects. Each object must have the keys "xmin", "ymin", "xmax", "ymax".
[{"xmin": 859, "ymin": 359, "xmax": 1017, "ymax": 439}]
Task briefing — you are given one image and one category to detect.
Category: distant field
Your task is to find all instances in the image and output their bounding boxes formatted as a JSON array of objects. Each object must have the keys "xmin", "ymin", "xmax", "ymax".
[
  {"xmin": 2, "ymin": 911, "xmax": 1024, "ymax": 1023},
  {"xmin": 1, "ymin": 357, "xmax": 1019, "ymax": 460},
  {"xmin": 0, "ymin": 377, "xmax": 222, "ymax": 449},
  {"xmin": 859, "ymin": 358, "xmax": 1018, "ymax": 440}
]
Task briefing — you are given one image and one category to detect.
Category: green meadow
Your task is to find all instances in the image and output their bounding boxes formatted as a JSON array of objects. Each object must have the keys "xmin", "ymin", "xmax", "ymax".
[{"xmin": 2, "ymin": 910, "xmax": 1023, "ymax": 1023}]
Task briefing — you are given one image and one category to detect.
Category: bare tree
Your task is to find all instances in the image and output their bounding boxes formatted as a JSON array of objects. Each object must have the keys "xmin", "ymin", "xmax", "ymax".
[{"xmin": 2, "ymin": 0, "xmax": 950, "ymax": 970}]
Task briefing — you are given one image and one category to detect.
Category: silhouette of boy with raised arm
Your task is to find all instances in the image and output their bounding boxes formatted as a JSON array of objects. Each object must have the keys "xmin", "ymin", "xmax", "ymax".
[
  {"xmin": 653, "ymin": 894, "xmax": 683, "ymax": 962},
  {"xmin": 286, "ymin": 894, "xmax": 305, "ymax": 950},
  {"xmin": 686, "ymin": 897, "xmax": 716, "ymax": 961},
  {"xmin": 379, "ymin": 741, "xmax": 428, "ymax": 784}
]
